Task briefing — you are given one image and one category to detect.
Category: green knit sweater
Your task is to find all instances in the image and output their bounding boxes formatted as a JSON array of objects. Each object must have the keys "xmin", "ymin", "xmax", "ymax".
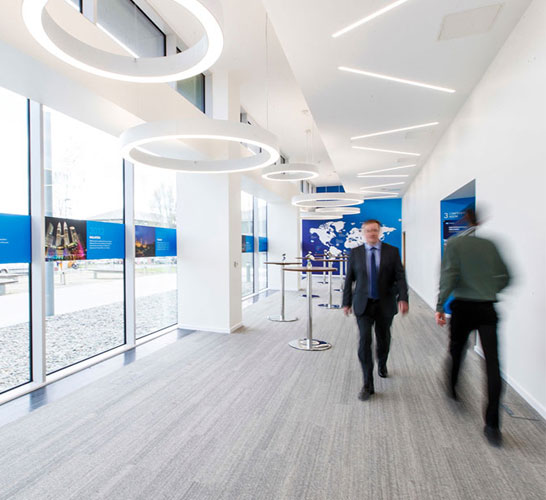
[{"xmin": 436, "ymin": 233, "xmax": 511, "ymax": 313}]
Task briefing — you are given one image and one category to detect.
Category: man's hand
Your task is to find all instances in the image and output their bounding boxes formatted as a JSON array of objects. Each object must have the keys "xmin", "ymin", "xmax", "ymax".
[
  {"xmin": 435, "ymin": 312, "xmax": 446, "ymax": 326},
  {"xmin": 343, "ymin": 306, "xmax": 352, "ymax": 316},
  {"xmin": 398, "ymin": 301, "xmax": 409, "ymax": 315}
]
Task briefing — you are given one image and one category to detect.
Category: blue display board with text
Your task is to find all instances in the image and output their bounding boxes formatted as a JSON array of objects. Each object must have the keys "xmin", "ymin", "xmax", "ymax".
[
  {"xmin": 135, "ymin": 225, "xmax": 177, "ymax": 257},
  {"xmin": 0, "ymin": 213, "xmax": 31, "ymax": 264}
]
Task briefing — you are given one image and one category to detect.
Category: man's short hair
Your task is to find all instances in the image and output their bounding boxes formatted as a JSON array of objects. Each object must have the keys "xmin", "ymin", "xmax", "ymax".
[{"xmin": 363, "ymin": 219, "xmax": 382, "ymax": 228}]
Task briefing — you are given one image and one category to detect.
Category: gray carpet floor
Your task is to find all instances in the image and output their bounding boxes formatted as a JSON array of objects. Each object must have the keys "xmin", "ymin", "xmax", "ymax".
[{"xmin": 0, "ymin": 289, "xmax": 544, "ymax": 499}]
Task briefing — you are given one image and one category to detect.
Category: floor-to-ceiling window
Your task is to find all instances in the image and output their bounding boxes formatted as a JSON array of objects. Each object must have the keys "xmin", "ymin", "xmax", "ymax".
[
  {"xmin": 43, "ymin": 107, "xmax": 125, "ymax": 374},
  {"xmin": 241, "ymin": 191, "xmax": 254, "ymax": 297},
  {"xmin": 134, "ymin": 165, "xmax": 177, "ymax": 338},
  {"xmin": 0, "ymin": 87, "xmax": 30, "ymax": 394},
  {"xmin": 96, "ymin": 0, "xmax": 166, "ymax": 57},
  {"xmin": 256, "ymin": 198, "xmax": 268, "ymax": 291}
]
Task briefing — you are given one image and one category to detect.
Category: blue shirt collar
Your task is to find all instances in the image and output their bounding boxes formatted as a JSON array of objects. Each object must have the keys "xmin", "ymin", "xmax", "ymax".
[{"xmin": 364, "ymin": 241, "xmax": 382, "ymax": 251}]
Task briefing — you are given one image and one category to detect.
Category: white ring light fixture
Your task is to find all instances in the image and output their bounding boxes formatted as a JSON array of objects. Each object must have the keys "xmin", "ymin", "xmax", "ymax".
[
  {"xmin": 300, "ymin": 212, "xmax": 342, "ymax": 220},
  {"xmin": 262, "ymin": 163, "xmax": 319, "ymax": 182},
  {"xmin": 22, "ymin": 0, "xmax": 223, "ymax": 82},
  {"xmin": 120, "ymin": 119, "xmax": 279, "ymax": 174},
  {"xmin": 316, "ymin": 206, "xmax": 361, "ymax": 215},
  {"xmin": 292, "ymin": 193, "xmax": 364, "ymax": 209}
]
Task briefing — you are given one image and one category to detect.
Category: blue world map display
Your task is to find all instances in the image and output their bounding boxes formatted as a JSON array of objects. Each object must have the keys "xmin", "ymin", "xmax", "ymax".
[{"xmin": 302, "ymin": 199, "xmax": 402, "ymax": 268}]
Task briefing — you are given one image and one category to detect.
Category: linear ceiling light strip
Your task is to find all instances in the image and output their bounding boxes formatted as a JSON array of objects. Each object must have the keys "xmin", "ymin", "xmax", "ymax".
[
  {"xmin": 352, "ymin": 146, "xmax": 420, "ymax": 156},
  {"xmin": 332, "ymin": 0, "xmax": 411, "ymax": 38},
  {"xmin": 350, "ymin": 122, "xmax": 438, "ymax": 141},
  {"xmin": 339, "ymin": 66, "xmax": 456, "ymax": 94}
]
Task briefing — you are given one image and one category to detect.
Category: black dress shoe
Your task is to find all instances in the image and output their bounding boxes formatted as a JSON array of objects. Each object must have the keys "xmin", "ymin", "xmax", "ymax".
[
  {"xmin": 378, "ymin": 366, "xmax": 388, "ymax": 378},
  {"xmin": 484, "ymin": 425, "xmax": 503, "ymax": 447},
  {"xmin": 358, "ymin": 386, "xmax": 375, "ymax": 401}
]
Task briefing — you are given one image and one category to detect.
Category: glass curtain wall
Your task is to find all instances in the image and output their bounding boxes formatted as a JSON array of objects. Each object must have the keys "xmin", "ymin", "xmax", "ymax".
[
  {"xmin": 97, "ymin": 0, "xmax": 166, "ymax": 57},
  {"xmin": 0, "ymin": 87, "xmax": 31, "ymax": 394},
  {"xmin": 241, "ymin": 191, "xmax": 254, "ymax": 297},
  {"xmin": 256, "ymin": 198, "xmax": 268, "ymax": 291},
  {"xmin": 43, "ymin": 108, "xmax": 125, "ymax": 374},
  {"xmin": 134, "ymin": 165, "xmax": 177, "ymax": 338}
]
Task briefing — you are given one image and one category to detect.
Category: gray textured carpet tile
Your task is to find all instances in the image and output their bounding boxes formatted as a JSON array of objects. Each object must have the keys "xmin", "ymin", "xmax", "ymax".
[{"xmin": 0, "ymin": 288, "xmax": 544, "ymax": 500}]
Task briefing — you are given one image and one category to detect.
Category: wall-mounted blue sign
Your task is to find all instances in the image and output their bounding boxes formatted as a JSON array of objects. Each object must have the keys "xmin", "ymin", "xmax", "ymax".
[
  {"xmin": 0, "ymin": 213, "xmax": 30, "ymax": 264},
  {"xmin": 258, "ymin": 236, "xmax": 268, "ymax": 252},
  {"xmin": 242, "ymin": 234, "xmax": 254, "ymax": 253},
  {"xmin": 440, "ymin": 196, "xmax": 476, "ymax": 312}
]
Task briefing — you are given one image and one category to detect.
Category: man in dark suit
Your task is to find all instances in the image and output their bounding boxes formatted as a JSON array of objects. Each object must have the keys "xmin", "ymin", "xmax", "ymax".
[{"xmin": 343, "ymin": 219, "xmax": 409, "ymax": 401}]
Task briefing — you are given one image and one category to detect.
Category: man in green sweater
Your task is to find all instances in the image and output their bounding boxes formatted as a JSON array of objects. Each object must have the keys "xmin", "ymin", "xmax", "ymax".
[{"xmin": 436, "ymin": 208, "xmax": 511, "ymax": 447}]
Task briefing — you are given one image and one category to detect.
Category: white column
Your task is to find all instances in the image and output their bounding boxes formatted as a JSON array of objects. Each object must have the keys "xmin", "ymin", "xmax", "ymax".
[
  {"xmin": 177, "ymin": 173, "xmax": 242, "ymax": 333},
  {"xmin": 177, "ymin": 71, "xmax": 243, "ymax": 333}
]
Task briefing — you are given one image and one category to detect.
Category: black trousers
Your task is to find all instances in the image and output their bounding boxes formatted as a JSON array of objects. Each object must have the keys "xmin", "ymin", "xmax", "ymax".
[
  {"xmin": 449, "ymin": 300, "xmax": 503, "ymax": 429},
  {"xmin": 356, "ymin": 300, "xmax": 393, "ymax": 389}
]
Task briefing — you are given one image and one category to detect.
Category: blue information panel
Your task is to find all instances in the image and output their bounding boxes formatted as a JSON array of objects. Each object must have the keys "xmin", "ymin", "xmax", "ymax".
[
  {"xmin": 86, "ymin": 221, "xmax": 125, "ymax": 260},
  {"xmin": 440, "ymin": 196, "xmax": 476, "ymax": 313},
  {"xmin": 45, "ymin": 216, "xmax": 124, "ymax": 261},
  {"xmin": 258, "ymin": 236, "xmax": 268, "ymax": 252},
  {"xmin": 135, "ymin": 225, "xmax": 177, "ymax": 257},
  {"xmin": 0, "ymin": 213, "xmax": 30, "ymax": 264},
  {"xmin": 155, "ymin": 227, "xmax": 177, "ymax": 257},
  {"xmin": 242, "ymin": 234, "xmax": 254, "ymax": 253}
]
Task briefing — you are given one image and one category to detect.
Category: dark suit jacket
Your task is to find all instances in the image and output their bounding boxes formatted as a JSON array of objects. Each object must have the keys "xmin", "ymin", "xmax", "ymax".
[{"xmin": 342, "ymin": 243, "xmax": 408, "ymax": 317}]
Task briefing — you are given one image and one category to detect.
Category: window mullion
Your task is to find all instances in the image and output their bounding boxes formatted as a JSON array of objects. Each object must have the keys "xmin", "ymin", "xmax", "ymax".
[{"xmin": 29, "ymin": 100, "xmax": 46, "ymax": 385}]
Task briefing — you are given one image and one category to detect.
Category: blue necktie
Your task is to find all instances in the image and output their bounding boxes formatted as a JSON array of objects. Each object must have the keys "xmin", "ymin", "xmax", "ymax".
[{"xmin": 370, "ymin": 247, "xmax": 378, "ymax": 299}]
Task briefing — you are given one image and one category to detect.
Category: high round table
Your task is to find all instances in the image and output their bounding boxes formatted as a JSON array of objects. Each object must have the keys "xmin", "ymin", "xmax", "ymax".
[
  {"xmin": 294, "ymin": 257, "xmax": 321, "ymax": 298},
  {"xmin": 314, "ymin": 258, "xmax": 345, "ymax": 309},
  {"xmin": 284, "ymin": 266, "xmax": 336, "ymax": 351},
  {"xmin": 264, "ymin": 261, "xmax": 301, "ymax": 322}
]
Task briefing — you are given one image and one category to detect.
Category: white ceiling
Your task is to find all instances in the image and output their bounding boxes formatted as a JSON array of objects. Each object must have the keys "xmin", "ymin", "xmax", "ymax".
[{"xmin": 259, "ymin": 0, "xmax": 532, "ymax": 195}]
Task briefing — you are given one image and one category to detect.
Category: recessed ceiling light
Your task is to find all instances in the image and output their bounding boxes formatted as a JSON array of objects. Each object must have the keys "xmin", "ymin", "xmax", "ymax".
[
  {"xmin": 357, "ymin": 164, "xmax": 416, "ymax": 175},
  {"xmin": 357, "ymin": 174, "xmax": 409, "ymax": 178},
  {"xmin": 353, "ymin": 146, "xmax": 421, "ymax": 156},
  {"xmin": 339, "ymin": 66, "xmax": 456, "ymax": 93},
  {"xmin": 332, "ymin": 0, "xmax": 411, "ymax": 38},
  {"xmin": 351, "ymin": 122, "xmax": 438, "ymax": 141},
  {"xmin": 359, "ymin": 182, "xmax": 405, "ymax": 189}
]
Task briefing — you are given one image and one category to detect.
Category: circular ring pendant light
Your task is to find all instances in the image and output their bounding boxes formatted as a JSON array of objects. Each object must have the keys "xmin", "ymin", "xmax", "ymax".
[
  {"xmin": 316, "ymin": 207, "xmax": 361, "ymax": 215},
  {"xmin": 262, "ymin": 163, "xmax": 319, "ymax": 182},
  {"xmin": 300, "ymin": 212, "xmax": 342, "ymax": 220},
  {"xmin": 120, "ymin": 119, "xmax": 280, "ymax": 173},
  {"xmin": 22, "ymin": 0, "xmax": 223, "ymax": 82},
  {"xmin": 292, "ymin": 193, "xmax": 364, "ymax": 208}
]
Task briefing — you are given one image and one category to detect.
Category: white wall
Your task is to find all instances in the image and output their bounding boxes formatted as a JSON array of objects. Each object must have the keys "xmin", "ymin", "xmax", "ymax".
[{"xmin": 403, "ymin": 0, "xmax": 546, "ymax": 417}]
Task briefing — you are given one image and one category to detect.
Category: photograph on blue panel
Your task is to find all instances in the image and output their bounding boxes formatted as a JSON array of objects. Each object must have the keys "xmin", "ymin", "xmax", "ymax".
[
  {"xmin": 44, "ymin": 216, "xmax": 87, "ymax": 261},
  {"xmin": 135, "ymin": 225, "xmax": 156, "ymax": 257}
]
